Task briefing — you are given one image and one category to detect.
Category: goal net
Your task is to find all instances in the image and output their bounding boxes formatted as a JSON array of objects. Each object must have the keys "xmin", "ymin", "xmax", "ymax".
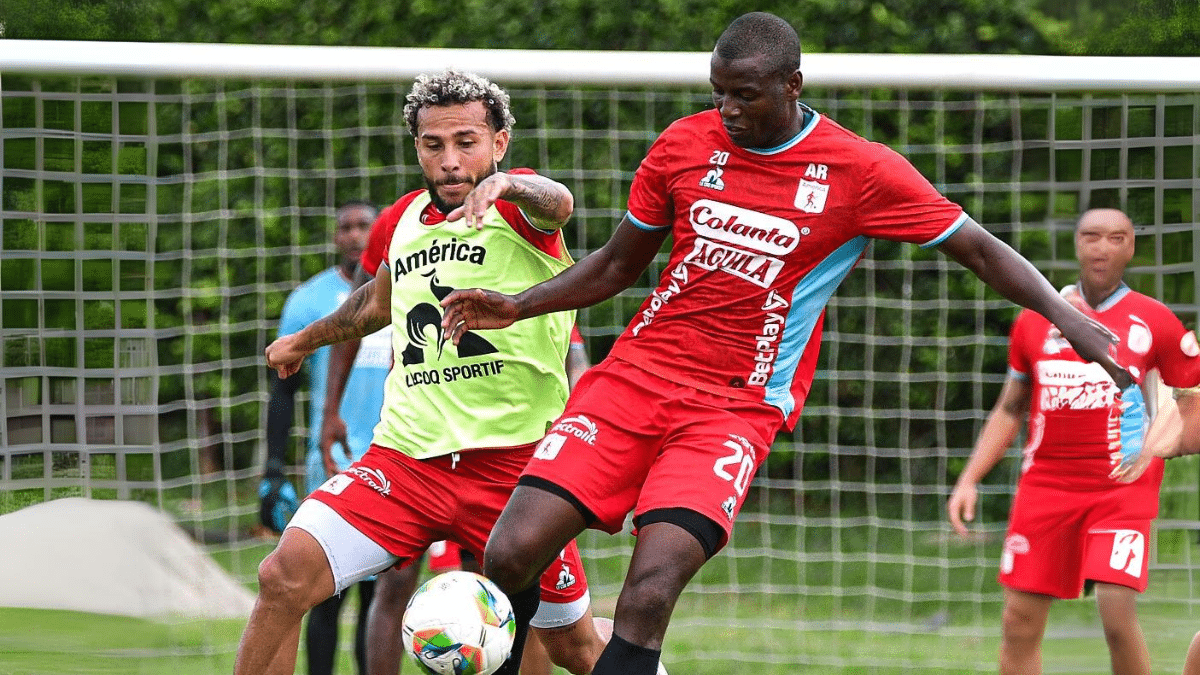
[{"xmin": 2, "ymin": 43, "xmax": 1199, "ymax": 673}]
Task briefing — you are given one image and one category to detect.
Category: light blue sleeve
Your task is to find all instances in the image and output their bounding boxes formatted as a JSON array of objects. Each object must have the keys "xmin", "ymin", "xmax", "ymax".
[{"xmin": 278, "ymin": 287, "xmax": 314, "ymax": 339}]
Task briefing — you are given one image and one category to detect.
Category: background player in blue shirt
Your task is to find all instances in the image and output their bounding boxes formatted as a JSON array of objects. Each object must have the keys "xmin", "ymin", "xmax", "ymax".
[{"xmin": 259, "ymin": 200, "xmax": 392, "ymax": 675}]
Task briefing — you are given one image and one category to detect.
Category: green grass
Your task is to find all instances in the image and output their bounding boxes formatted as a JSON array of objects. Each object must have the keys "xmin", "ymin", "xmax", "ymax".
[
  {"xmin": 4, "ymin": 458, "xmax": 1200, "ymax": 673},
  {"xmin": 0, "ymin": 608, "xmax": 244, "ymax": 675}
]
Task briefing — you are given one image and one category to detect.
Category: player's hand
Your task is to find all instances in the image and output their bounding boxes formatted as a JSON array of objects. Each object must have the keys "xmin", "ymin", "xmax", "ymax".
[
  {"xmin": 258, "ymin": 475, "xmax": 299, "ymax": 534},
  {"xmin": 446, "ymin": 173, "xmax": 511, "ymax": 230},
  {"xmin": 946, "ymin": 481, "xmax": 978, "ymax": 538},
  {"xmin": 1055, "ymin": 314, "xmax": 1133, "ymax": 389},
  {"xmin": 1110, "ymin": 383, "xmax": 1149, "ymax": 482},
  {"xmin": 439, "ymin": 288, "xmax": 520, "ymax": 345},
  {"xmin": 319, "ymin": 413, "xmax": 351, "ymax": 477},
  {"xmin": 265, "ymin": 333, "xmax": 311, "ymax": 379}
]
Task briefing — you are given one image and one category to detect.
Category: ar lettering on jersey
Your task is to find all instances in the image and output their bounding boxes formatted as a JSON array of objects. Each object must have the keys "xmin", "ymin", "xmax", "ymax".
[
  {"xmin": 393, "ymin": 237, "xmax": 486, "ymax": 279},
  {"xmin": 804, "ymin": 163, "xmax": 828, "ymax": 180}
]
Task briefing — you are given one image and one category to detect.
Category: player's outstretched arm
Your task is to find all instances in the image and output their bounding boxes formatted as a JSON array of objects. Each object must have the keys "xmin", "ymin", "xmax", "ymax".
[
  {"xmin": 265, "ymin": 267, "xmax": 392, "ymax": 378},
  {"xmin": 447, "ymin": 172, "xmax": 574, "ymax": 231},
  {"xmin": 441, "ymin": 216, "xmax": 668, "ymax": 344},
  {"xmin": 947, "ymin": 375, "xmax": 1030, "ymax": 538},
  {"xmin": 937, "ymin": 219, "xmax": 1131, "ymax": 389},
  {"xmin": 1138, "ymin": 389, "xmax": 1200, "ymax": 461},
  {"xmin": 319, "ymin": 264, "xmax": 372, "ymax": 477}
]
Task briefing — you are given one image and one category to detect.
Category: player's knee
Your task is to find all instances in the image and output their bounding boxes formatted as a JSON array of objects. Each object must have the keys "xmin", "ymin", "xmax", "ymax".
[
  {"xmin": 544, "ymin": 642, "xmax": 596, "ymax": 675},
  {"xmin": 538, "ymin": 625, "xmax": 603, "ymax": 675},
  {"xmin": 618, "ymin": 573, "xmax": 678, "ymax": 626},
  {"xmin": 1100, "ymin": 617, "xmax": 1142, "ymax": 649},
  {"xmin": 482, "ymin": 538, "xmax": 541, "ymax": 594},
  {"xmin": 1000, "ymin": 603, "xmax": 1044, "ymax": 644},
  {"xmin": 256, "ymin": 546, "xmax": 325, "ymax": 611}
]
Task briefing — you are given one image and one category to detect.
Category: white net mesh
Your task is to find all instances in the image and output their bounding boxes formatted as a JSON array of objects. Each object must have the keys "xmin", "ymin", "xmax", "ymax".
[{"xmin": 2, "ymin": 53, "xmax": 1199, "ymax": 673}]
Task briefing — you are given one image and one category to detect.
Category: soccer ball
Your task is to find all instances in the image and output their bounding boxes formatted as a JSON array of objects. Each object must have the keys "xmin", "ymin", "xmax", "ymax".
[{"xmin": 402, "ymin": 571, "xmax": 516, "ymax": 675}]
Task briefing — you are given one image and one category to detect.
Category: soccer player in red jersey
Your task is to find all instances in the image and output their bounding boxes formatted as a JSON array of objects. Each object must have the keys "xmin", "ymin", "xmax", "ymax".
[
  {"xmin": 947, "ymin": 208, "xmax": 1200, "ymax": 675},
  {"xmin": 438, "ymin": 12, "xmax": 1135, "ymax": 675}
]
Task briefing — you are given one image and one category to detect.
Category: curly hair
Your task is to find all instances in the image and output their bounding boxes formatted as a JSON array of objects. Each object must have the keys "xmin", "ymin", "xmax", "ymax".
[{"xmin": 403, "ymin": 69, "xmax": 515, "ymax": 137}]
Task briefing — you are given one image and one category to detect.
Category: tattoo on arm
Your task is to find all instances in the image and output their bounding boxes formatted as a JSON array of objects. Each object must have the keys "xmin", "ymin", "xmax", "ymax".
[
  {"xmin": 508, "ymin": 175, "xmax": 568, "ymax": 228},
  {"xmin": 304, "ymin": 282, "xmax": 389, "ymax": 347}
]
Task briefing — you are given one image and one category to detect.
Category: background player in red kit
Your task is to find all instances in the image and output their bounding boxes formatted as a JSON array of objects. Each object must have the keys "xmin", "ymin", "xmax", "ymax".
[
  {"xmin": 440, "ymin": 13, "xmax": 1133, "ymax": 675},
  {"xmin": 947, "ymin": 208, "xmax": 1200, "ymax": 675}
]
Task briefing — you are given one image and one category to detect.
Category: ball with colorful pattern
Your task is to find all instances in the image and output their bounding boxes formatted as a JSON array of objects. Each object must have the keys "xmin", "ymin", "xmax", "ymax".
[{"xmin": 402, "ymin": 570, "xmax": 516, "ymax": 675}]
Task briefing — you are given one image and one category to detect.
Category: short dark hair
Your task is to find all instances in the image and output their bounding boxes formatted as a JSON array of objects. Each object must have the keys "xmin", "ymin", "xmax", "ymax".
[
  {"xmin": 403, "ymin": 69, "xmax": 515, "ymax": 137},
  {"xmin": 336, "ymin": 200, "xmax": 378, "ymax": 220},
  {"xmin": 714, "ymin": 12, "xmax": 801, "ymax": 77}
]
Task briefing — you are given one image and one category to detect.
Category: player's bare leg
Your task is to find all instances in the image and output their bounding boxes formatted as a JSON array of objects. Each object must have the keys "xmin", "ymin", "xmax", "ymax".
[
  {"xmin": 485, "ymin": 485, "xmax": 590, "ymax": 675},
  {"xmin": 366, "ymin": 563, "xmax": 423, "ymax": 675},
  {"xmin": 999, "ymin": 587, "xmax": 1053, "ymax": 675},
  {"xmin": 532, "ymin": 607, "xmax": 605, "ymax": 675},
  {"xmin": 1094, "ymin": 582, "xmax": 1150, "ymax": 675},
  {"xmin": 520, "ymin": 629, "xmax": 554, "ymax": 675},
  {"xmin": 590, "ymin": 521, "xmax": 705, "ymax": 675},
  {"xmin": 1183, "ymin": 631, "xmax": 1200, "ymax": 675},
  {"xmin": 235, "ymin": 527, "xmax": 337, "ymax": 675}
]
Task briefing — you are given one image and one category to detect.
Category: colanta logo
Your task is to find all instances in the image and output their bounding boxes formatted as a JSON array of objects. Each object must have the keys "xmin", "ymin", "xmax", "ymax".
[{"xmin": 688, "ymin": 200, "xmax": 799, "ymax": 255}]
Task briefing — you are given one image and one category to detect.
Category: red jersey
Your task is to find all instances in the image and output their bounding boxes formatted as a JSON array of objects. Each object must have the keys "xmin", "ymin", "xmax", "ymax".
[
  {"xmin": 361, "ymin": 169, "xmax": 563, "ymax": 277},
  {"xmin": 1009, "ymin": 284, "xmax": 1200, "ymax": 485},
  {"xmin": 616, "ymin": 107, "xmax": 966, "ymax": 429}
]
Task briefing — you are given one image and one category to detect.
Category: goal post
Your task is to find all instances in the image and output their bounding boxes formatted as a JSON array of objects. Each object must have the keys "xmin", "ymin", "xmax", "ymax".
[{"xmin": 2, "ymin": 41, "xmax": 1199, "ymax": 673}]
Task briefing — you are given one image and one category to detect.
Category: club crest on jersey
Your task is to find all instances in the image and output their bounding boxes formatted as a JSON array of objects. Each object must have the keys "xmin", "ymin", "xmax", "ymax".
[{"xmin": 794, "ymin": 179, "xmax": 829, "ymax": 214}]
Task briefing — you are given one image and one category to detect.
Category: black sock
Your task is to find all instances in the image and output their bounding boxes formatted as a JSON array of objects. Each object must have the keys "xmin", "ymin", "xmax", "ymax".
[
  {"xmin": 306, "ymin": 592, "xmax": 345, "ymax": 675},
  {"xmin": 491, "ymin": 584, "xmax": 541, "ymax": 675},
  {"xmin": 352, "ymin": 580, "xmax": 376, "ymax": 675},
  {"xmin": 592, "ymin": 633, "xmax": 662, "ymax": 675}
]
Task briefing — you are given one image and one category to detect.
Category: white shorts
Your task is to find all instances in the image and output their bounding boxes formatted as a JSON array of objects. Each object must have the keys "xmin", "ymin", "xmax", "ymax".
[
  {"xmin": 287, "ymin": 498, "xmax": 396, "ymax": 593},
  {"xmin": 531, "ymin": 590, "xmax": 591, "ymax": 629},
  {"xmin": 289, "ymin": 498, "xmax": 593, "ymax": 626}
]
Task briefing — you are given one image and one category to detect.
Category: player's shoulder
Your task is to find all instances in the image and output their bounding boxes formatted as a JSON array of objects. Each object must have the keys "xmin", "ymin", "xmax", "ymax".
[
  {"xmin": 291, "ymin": 268, "xmax": 344, "ymax": 299},
  {"xmin": 1011, "ymin": 306, "xmax": 1049, "ymax": 333},
  {"xmin": 1120, "ymin": 287, "xmax": 1175, "ymax": 313},
  {"xmin": 1119, "ymin": 288, "xmax": 1187, "ymax": 328},
  {"xmin": 379, "ymin": 189, "xmax": 427, "ymax": 223}
]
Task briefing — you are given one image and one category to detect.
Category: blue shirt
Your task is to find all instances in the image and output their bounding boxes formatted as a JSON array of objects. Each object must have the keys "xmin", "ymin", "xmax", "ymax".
[{"xmin": 278, "ymin": 268, "xmax": 391, "ymax": 494}]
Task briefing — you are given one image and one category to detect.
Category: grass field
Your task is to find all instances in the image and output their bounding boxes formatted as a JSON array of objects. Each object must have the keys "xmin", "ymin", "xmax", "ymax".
[
  {"xmin": 3, "ymin": 457, "xmax": 1200, "ymax": 674},
  {"xmin": 4, "ymin": 528, "xmax": 1200, "ymax": 675}
]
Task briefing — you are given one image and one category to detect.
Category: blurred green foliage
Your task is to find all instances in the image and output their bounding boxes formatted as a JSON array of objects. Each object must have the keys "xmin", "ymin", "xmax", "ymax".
[{"xmin": 1, "ymin": 0, "xmax": 1196, "ymax": 521}]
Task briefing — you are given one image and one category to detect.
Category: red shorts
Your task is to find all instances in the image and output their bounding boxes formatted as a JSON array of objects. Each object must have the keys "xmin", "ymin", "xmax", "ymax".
[
  {"xmin": 307, "ymin": 443, "xmax": 588, "ymax": 604},
  {"xmin": 999, "ymin": 464, "xmax": 1162, "ymax": 598},
  {"xmin": 522, "ymin": 357, "xmax": 782, "ymax": 551},
  {"xmin": 427, "ymin": 540, "xmax": 470, "ymax": 573}
]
